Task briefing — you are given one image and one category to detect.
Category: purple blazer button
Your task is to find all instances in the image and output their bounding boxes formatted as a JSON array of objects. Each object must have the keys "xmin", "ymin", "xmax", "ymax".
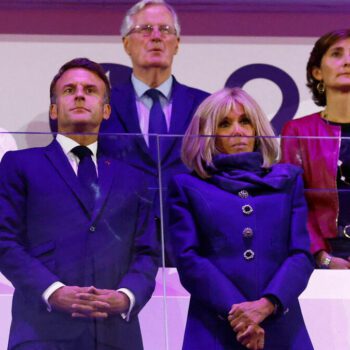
[
  {"xmin": 238, "ymin": 190, "xmax": 249, "ymax": 198},
  {"xmin": 242, "ymin": 227, "xmax": 253, "ymax": 238},
  {"xmin": 242, "ymin": 204, "xmax": 253, "ymax": 215},
  {"xmin": 243, "ymin": 249, "xmax": 255, "ymax": 260}
]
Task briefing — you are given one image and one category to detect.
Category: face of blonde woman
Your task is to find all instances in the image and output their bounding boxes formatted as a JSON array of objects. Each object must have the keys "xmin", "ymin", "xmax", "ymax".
[
  {"xmin": 313, "ymin": 38, "xmax": 350, "ymax": 92},
  {"xmin": 215, "ymin": 104, "xmax": 255, "ymax": 154}
]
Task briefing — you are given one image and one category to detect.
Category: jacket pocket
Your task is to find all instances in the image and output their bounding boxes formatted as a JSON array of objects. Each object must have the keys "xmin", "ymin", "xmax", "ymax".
[{"xmin": 29, "ymin": 241, "xmax": 55, "ymax": 263}]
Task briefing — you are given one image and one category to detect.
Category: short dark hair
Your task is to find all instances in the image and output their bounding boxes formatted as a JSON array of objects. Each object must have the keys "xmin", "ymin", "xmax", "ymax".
[
  {"xmin": 306, "ymin": 29, "xmax": 350, "ymax": 106},
  {"xmin": 49, "ymin": 57, "xmax": 111, "ymax": 104}
]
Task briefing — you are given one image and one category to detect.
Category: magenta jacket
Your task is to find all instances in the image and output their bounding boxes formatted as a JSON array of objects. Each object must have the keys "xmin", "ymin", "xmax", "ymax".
[{"xmin": 281, "ymin": 112, "xmax": 340, "ymax": 254}]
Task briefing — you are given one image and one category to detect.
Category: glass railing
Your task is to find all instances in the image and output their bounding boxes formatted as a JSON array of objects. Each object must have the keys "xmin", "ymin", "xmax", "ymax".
[{"xmin": 0, "ymin": 132, "xmax": 349, "ymax": 350}]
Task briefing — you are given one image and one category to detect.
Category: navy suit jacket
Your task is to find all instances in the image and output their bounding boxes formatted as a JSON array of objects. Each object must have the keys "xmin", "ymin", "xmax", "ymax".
[
  {"xmin": 168, "ymin": 154, "xmax": 314, "ymax": 350},
  {"xmin": 100, "ymin": 77, "xmax": 209, "ymax": 174},
  {"xmin": 99, "ymin": 77, "xmax": 209, "ymax": 264},
  {"xmin": 0, "ymin": 140, "xmax": 158, "ymax": 350}
]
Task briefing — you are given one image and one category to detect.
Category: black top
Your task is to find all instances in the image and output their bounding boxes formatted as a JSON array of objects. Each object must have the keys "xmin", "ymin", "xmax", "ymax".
[{"xmin": 328, "ymin": 120, "xmax": 350, "ymax": 227}]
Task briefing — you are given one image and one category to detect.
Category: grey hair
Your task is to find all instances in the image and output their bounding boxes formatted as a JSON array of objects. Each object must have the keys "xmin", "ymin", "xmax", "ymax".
[
  {"xmin": 120, "ymin": 0, "xmax": 181, "ymax": 38},
  {"xmin": 182, "ymin": 87, "xmax": 279, "ymax": 179}
]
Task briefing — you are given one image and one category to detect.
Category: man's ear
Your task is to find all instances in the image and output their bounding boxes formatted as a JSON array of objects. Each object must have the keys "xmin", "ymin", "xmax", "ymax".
[
  {"xmin": 123, "ymin": 37, "xmax": 131, "ymax": 56},
  {"xmin": 103, "ymin": 104, "xmax": 111, "ymax": 120},
  {"xmin": 49, "ymin": 104, "xmax": 58, "ymax": 120},
  {"xmin": 174, "ymin": 37, "xmax": 180, "ymax": 55}
]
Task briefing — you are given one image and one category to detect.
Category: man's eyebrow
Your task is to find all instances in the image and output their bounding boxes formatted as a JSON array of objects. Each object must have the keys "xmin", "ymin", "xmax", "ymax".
[
  {"xmin": 61, "ymin": 83, "xmax": 99, "ymax": 90},
  {"xmin": 85, "ymin": 84, "xmax": 98, "ymax": 89},
  {"xmin": 62, "ymin": 83, "xmax": 75, "ymax": 89}
]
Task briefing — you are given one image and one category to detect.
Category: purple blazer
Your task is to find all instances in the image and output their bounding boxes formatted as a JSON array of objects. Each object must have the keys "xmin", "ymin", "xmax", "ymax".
[
  {"xmin": 169, "ymin": 152, "xmax": 314, "ymax": 350},
  {"xmin": 0, "ymin": 140, "xmax": 159, "ymax": 350}
]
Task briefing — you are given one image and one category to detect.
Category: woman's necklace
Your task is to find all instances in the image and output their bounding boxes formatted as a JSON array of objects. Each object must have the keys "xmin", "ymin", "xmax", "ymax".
[{"xmin": 337, "ymin": 159, "xmax": 350, "ymax": 185}]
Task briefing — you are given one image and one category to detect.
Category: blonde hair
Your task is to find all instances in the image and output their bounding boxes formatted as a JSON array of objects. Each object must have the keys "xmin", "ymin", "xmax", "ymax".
[{"xmin": 182, "ymin": 87, "xmax": 279, "ymax": 178}]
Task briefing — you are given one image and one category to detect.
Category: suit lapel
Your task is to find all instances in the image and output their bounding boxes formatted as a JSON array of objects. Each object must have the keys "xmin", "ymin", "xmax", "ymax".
[
  {"xmin": 169, "ymin": 80, "xmax": 194, "ymax": 134},
  {"xmin": 90, "ymin": 153, "xmax": 115, "ymax": 223},
  {"xmin": 115, "ymin": 82, "xmax": 152, "ymax": 160},
  {"xmin": 45, "ymin": 140, "xmax": 92, "ymax": 215},
  {"xmin": 114, "ymin": 80, "xmax": 194, "ymax": 166},
  {"xmin": 161, "ymin": 79, "xmax": 194, "ymax": 163}
]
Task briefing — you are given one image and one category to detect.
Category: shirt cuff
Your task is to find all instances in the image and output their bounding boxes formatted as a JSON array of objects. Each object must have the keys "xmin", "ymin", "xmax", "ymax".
[
  {"xmin": 42, "ymin": 281, "xmax": 65, "ymax": 312},
  {"xmin": 117, "ymin": 288, "xmax": 135, "ymax": 322}
]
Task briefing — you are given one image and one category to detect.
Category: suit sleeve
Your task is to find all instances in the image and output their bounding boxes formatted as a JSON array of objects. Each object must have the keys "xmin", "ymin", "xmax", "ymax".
[
  {"xmin": 0, "ymin": 152, "xmax": 59, "ymax": 301},
  {"xmin": 261, "ymin": 173, "xmax": 314, "ymax": 310},
  {"xmin": 168, "ymin": 176, "xmax": 247, "ymax": 317},
  {"xmin": 117, "ymin": 193, "xmax": 159, "ymax": 316}
]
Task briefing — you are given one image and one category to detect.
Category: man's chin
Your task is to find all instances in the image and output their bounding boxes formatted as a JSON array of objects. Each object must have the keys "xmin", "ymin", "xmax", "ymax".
[
  {"xmin": 144, "ymin": 60, "xmax": 170, "ymax": 69},
  {"xmin": 60, "ymin": 120, "xmax": 99, "ymax": 134}
]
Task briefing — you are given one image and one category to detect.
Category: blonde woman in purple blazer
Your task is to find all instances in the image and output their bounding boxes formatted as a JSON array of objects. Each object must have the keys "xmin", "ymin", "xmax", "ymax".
[{"xmin": 169, "ymin": 88, "xmax": 314, "ymax": 350}]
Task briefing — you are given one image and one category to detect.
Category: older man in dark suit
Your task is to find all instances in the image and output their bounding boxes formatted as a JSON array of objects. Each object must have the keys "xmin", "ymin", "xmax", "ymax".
[
  {"xmin": 0, "ymin": 58, "xmax": 158, "ymax": 350},
  {"xmin": 99, "ymin": 0, "xmax": 209, "ymax": 265}
]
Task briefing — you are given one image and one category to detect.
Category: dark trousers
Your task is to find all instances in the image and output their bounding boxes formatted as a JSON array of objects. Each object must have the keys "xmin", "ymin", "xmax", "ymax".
[{"xmin": 12, "ymin": 329, "xmax": 120, "ymax": 350}]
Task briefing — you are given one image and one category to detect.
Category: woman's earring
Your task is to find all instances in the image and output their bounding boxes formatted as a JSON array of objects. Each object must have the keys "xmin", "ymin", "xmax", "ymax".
[{"xmin": 317, "ymin": 81, "xmax": 325, "ymax": 94}]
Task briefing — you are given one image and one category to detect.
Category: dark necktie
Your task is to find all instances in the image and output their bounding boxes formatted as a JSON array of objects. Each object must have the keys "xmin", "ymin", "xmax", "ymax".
[
  {"xmin": 71, "ymin": 145, "xmax": 98, "ymax": 210},
  {"xmin": 145, "ymin": 89, "xmax": 167, "ymax": 160}
]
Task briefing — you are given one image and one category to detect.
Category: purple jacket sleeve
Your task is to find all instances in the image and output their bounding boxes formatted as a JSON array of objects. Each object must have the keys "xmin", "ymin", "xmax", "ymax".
[
  {"xmin": 261, "ymin": 174, "xmax": 314, "ymax": 310},
  {"xmin": 0, "ymin": 152, "xmax": 59, "ymax": 301}
]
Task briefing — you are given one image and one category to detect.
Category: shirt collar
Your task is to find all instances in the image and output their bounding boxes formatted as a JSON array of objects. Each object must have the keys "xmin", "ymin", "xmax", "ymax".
[
  {"xmin": 131, "ymin": 74, "xmax": 173, "ymax": 100},
  {"xmin": 56, "ymin": 134, "xmax": 98, "ymax": 157}
]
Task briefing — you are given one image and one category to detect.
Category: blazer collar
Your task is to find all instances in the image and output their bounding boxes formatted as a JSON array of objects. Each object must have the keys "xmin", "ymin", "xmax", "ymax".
[
  {"xmin": 90, "ymin": 152, "xmax": 115, "ymax": 223},
  {"xmin": 160, "ymin": 77, "xmax": 193, "ymax": 163},
  {"xmin": 168, "ymin": 77, "xmax": 193, "ymax": 135},
  {"xmin": 115, "ymin": 81, "xmax": 151, "ymax": 158}
]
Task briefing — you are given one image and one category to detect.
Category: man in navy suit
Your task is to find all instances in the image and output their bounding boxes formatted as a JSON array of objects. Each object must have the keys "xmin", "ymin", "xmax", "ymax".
[
  {"xmin": 99, "ymin": 0, "xmax": 209, "ymax": 265},
  {"xmin": 0, "ymin": 58, "xmax": 158, "ymax": 350}
]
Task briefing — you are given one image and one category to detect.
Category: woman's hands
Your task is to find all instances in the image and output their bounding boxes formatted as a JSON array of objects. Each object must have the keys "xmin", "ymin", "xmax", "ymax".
[
  {"xmin": 227, "ymin": 298, "xmax": 275, "ymax": 350},
  {"xmin": 329, "ymin": 256, "xmax": 350, "ymax": 269},
  {"xmin": 235, "ymin": 324, "xmax": 265, "ymax": 350},
  {"xmin": 316, "ymin": 250, "xmax": 350, "ymax": 269}
]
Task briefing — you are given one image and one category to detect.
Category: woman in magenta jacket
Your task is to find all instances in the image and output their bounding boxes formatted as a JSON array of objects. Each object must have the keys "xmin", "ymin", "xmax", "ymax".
[{"xmin": 281, "ymin": 29, "xmax": 350, "ymax": 269}]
